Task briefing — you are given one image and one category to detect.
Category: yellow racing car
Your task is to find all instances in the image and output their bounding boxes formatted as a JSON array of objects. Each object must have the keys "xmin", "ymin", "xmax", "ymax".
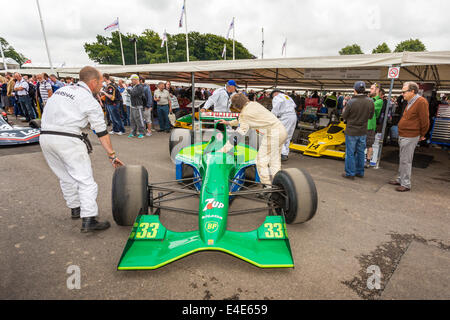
[{"xmin": 290, "ymin": 120, "xmax": 346, "ymax": 159}]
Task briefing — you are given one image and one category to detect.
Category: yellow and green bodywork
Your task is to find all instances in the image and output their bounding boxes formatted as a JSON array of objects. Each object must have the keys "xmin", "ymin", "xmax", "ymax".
[
  {"xmin": 174, "ymin": 112, "xmax": 198, "ymax": 129},
  {"xmin": 118, "ymin": 114, "xmax": 294, "ymax": 270},
  {"xmin": 290, "ymin": 121, "xmax": 346, "ymax": 159}
]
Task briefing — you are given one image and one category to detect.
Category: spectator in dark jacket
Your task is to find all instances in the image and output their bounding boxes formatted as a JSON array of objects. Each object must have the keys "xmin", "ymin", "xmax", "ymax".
[
  {"xmin": 140, "ymin": 77, "xmax": 153, "ymax": 136},
  {"xmin": 341, "ymin": 81, "xmax": 375, "ymax": 179},
  {"xmin": 127, "ymin": 75, "xmax": 147, "ymax": 138}
]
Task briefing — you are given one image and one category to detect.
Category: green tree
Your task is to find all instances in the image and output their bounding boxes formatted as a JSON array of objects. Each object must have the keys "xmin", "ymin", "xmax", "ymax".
[
  {"xmin": 0, "ymin": 37, "xmax": 28, "ymax": 65},
  {"xmin": 394, "ymin": 39, "xmax": 426, "ymax": 52},
  {"xmin": 339, "ymin": 44, "xmax": 363, "ymax": 55},
  {"xmin": 372, "ymin": 42, "xmax": 391, "ymax": 54},
  {"xmin": 84, "ymin": 30, "xmax": 255, "ymax": 65}
]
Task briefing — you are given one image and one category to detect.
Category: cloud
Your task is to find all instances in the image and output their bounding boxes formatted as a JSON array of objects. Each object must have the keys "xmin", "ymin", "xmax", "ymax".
[{"xmin": 1, "ymin": 0, "xmax": 449, "ymax": 66}]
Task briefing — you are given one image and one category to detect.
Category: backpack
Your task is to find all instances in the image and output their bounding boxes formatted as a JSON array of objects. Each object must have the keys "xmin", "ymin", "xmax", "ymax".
[
  {"xmin": 377, "ymin": 99, "xmax": 388, "ymax": 125},
  {"xmin": 141, "ymin": 85, "xmax": 147, "ymax": 107},
  {"xmin": 111, "ymin": 83, "xmax": 123, "ymax": 103},
  {"xmin": 27, "ymin": 82, "xmax": 36, "ymax": 98}
]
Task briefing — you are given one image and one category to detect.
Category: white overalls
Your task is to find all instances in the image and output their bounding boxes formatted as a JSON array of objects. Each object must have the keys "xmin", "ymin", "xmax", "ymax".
[
  {"xmin": 204, "ymin": 87, "xmax": 234, "ymax": 112},
  {"xmin": 40, "ymin": 81, "xmax": 107, "ymax": 218},
  {"xmin": 271, "ymin": 94, "xmax": 297, "ymax": 157}
]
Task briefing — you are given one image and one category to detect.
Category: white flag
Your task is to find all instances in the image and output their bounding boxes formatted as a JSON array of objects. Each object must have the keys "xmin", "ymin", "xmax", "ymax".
[
  {"xmin": 104, "ymin": 18, "xmax": 119, "ymax": 32},
  {"xmin": 161, "ymin": 30, "xmax": 167, "ymax": 48},
  {"xmin": 221, "ymin": 44, "xmax": 227, "ymax": 58},
  {"xmin": 226, "ymin": 17, "xmax": 235, "ymax": 39},
  {"xmin": 179, "ymin": 1, "xmax": 185, "ymax": 28}
]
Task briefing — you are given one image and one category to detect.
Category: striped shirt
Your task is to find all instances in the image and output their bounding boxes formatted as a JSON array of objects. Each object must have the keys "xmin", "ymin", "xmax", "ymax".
[{"xmin": 39, "ymin": 80, "xmax": 52, "ymax": 103}]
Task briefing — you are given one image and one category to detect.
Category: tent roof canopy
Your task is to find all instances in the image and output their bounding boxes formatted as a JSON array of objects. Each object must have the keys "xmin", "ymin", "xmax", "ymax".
[{"xmin": 8, "ymin": 51, "xmax": 450, "ymax": 90}]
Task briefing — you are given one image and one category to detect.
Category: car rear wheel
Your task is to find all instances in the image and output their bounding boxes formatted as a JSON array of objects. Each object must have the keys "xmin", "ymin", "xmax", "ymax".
[
  {"xmin": 169, "ymin": 128, "xmax": 192, "ymax": 161},
  {"xmin": 112, "ymin": 165, "xmax": 149, "ymax": 226},
  {"xmin": 271, "ymin": 168, "xmax": 318, "ymax": 224},
  {"xmin": 244, "ymin": 165, "xmax": 257, "ymax": 182}
]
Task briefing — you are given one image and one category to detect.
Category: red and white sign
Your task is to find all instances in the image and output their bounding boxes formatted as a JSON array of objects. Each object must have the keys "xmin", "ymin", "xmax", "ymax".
[
  {"xmin": 200, "ymin": 112, "xmax": 239, "ymax": 119},
  {"xmin": 388, "ymin": 67, "xmax": 400, "ymax": 79}
]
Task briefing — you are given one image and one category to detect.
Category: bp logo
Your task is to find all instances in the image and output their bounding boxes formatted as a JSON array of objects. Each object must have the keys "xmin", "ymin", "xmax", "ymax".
[{"xmin": 205, "ymin": 221, "xmax": 219, "ymax": 233}]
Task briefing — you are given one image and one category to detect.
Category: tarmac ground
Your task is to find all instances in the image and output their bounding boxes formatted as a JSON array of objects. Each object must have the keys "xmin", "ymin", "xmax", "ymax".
[{"xmin": 1, "ymin": 118, "xmax": 449, "ymax": 300}]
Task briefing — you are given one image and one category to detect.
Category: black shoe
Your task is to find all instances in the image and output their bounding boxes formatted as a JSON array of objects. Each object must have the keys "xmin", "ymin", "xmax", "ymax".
[
  {"xmin": 342, "ymin": 173, "xmax": 355, "ymax": 180},
  {"xmin": 281, "ymin": 155, "xmax": 289, "ymax": 162},
  {"xmin": 157, "ymin": 129, "xmax": 164, "ymax": 132},
  {"xmin": 71, "ymin": 207, "xmax": 81, "ymax": 219},
  {"xmin": 355, "ymin": 174, "xmax": 364, "ymax": 178},
  {"xmin": 81, "ymin": 217, "xmax": 111, "ymax": 233}
]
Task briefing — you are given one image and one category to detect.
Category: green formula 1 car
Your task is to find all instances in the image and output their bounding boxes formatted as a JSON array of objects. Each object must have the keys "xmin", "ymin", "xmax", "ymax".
[{"xmin": 112, "ymin": 112, "xmax": 318, "ymax": 270}]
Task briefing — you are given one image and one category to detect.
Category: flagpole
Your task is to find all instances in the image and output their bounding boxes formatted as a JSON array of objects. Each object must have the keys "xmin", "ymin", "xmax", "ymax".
[
  {"xmin": 165, "ymin": 31, "xmax": 170, "ymax": 63},
  {"xmin": 232, "ymin": 17, "xmax": 235, "ymax": 60},
  {"xmin": 36, "ymin": 0, "xmax": 54, "ymax": 72},
  {"xmin": 184, "ymin": 0, "xmax": 190, "ymax": 62},
  {"xmin": 134, "ymin": 40, "xmax": 137, "ymax": 65},
  {"xmin": 117, "ymin": 17, "xmax": 125, "ymax": 66},
  {"xmin": 285, "ymin": 38, "xmax": 287, "ymax": 57},
  {"xmin": 261, "ymin": 27, "xmax": 264, "ymax": 59},
  {"xmin": 0, "ymin": 42, "xmax": 7, "ymax": 71}
]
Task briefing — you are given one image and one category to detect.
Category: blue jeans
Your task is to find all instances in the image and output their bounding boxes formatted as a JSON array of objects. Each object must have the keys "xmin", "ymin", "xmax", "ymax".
[
  {"xmin": 126, "ymin": 105, "xmax": 131, "ymax": 126},
  {"xmin": 18, "ymin": 95, "xmax": 36, "ymax": 121},
  {"xmin": 11, "ymin": 97, "xmax": 21, "ymax": 117},
  {"xmin": 157, "ymin": 104, "xmax": 170, "ymax": 131},
  {"xmin": 120, "ymin": 102, "xmax": 130, "ymax": 126},
  {"xmin": 106, "ymin": 104, "xmax": 125, "ymax": 133},
  {"xmin": 345, "ymin": 134, "xmax": 366, "ymax": 177}
]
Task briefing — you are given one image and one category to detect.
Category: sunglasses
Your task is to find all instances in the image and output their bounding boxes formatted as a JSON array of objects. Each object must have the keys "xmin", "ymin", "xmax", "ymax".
[{"xmin": 401, "ymin": 90, "xmax": 411, "ymax": 94}]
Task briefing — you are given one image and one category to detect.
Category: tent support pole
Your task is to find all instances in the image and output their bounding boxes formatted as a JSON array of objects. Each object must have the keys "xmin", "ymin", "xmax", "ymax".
[
  {"xmin": 191, "ymin": 72, "xmax": 199, "ymax": 144},
  {"xmin": 375, "ymin": 66, "xmax": 396, "ymax": 169},
  {"xmin": 275, "ymin": 69, "xmax": 279, "ymax": 88}
]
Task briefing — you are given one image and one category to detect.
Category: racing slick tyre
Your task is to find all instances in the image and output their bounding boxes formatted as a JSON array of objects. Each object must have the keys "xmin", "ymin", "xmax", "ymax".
[
  {"xmin": 169, "ymin": 128, "xmax": 192, "ymax": 161},
  {"xmin": 112, "ymin": 165, "xmax": 149, "ymax": 226},
  {"xmin": 29, "ymin": 119, "xmax": 41, "ymax": 129},
  {"xmin": 272, "ymin": 168, "xmax": 318, "ymax": 224}
]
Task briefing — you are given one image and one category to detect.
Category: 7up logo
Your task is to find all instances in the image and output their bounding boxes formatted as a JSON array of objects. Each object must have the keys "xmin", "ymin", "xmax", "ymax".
[{"xmin": 203, "ymin": 198, "xmax": 224, "ymax": 211}]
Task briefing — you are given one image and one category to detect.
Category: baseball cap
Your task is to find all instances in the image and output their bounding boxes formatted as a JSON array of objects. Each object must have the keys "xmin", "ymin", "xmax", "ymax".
[
  {"xmin": 226, "ymin": 80, "xmax": 238, "ymax": 87},
  {"xmin": 354, "ymin": 81, "xmax": 366, "ymax": 92},
  {"xmin": 129, "ymin": 74, "xmax": 139, "ymax": 80},
  {"xmin": 270, "ymin": 89, "xmax": 283, "ymax": 99}
]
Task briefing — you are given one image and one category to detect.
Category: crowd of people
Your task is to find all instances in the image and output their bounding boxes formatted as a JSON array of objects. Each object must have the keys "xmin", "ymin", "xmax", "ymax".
[
  {"xmin": 1, "ymin": 71, "xmax": 447, "ymax": 193},
  {"xmin": 2, "ymin": 65, "xmax": 446, "ymax": 232},
  {"xmin": 0, "ymin": 72, "xmax": 77, "ymax": 121}
]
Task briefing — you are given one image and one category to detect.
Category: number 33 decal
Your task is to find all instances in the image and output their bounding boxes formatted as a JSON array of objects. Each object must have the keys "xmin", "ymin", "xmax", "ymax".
[
  {"xmin": 264, "ymin": 223, "xmax": 284, "ymax": 238},
  {"xmin": 136, "ymin": 222, "xmax": 160, "ymax": 239}
]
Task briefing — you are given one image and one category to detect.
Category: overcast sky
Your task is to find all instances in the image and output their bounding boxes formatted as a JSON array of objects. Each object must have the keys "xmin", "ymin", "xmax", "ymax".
[{"xmin": 2, "ymin": 0, "xmax": 450, "ymax": 66}]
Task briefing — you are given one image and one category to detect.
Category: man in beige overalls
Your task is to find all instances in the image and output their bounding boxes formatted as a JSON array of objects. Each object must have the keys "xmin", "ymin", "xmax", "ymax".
[{"xmin": 217, "ymin": 93, "xmax": 287, "ymax": 185}]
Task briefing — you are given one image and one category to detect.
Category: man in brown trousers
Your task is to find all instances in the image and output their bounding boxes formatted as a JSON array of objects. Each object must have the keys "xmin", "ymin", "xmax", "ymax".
[{"xmin": 389, "ymin": 82, "xmax": 429, "ymax": 192}]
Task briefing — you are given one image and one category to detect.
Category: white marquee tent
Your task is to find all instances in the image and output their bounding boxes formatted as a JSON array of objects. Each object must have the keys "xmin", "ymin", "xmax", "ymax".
[{"xmin": 6, "ymin": 51, "xmax": 450, "ymax": 90}]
